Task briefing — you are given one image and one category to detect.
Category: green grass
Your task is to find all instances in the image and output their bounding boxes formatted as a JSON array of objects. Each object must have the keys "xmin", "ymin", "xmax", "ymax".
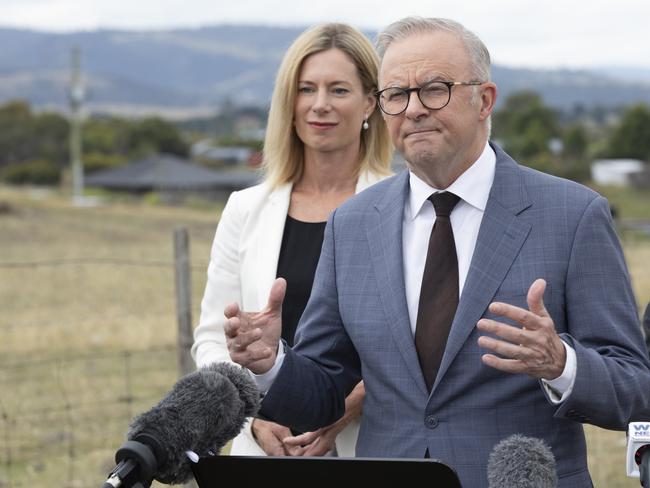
[
  {"xmin": 0, "ymin": 184, "xmax": 648, "ymax": 487},
  {"xmin": 592, "ymin": 183, "xmax": 650, "ymax": 220}
]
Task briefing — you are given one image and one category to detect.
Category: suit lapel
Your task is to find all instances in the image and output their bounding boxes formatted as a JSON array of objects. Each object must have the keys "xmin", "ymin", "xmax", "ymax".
[
  {"xmin": 255, "ymin": 183, "xmax": 292, "ymax": 308},
  {"xmin": 433, "ymin": 145, "xmax": 533, "ymax": 391},
  {"xmin": 367, "ymin": 171, "xmax": 429, "ymax": 394}
]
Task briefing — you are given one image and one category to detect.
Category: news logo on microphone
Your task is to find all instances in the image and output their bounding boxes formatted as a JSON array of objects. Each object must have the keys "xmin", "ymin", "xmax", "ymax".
[{"xmin": 627, "ymin": 422, "xmax": 650, "ymax": 479}]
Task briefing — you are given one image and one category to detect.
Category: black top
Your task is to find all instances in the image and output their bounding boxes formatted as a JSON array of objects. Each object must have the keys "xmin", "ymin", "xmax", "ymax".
[{"xmin": 276, "ymin": 215, "xmax": 327, "ymax": 347}]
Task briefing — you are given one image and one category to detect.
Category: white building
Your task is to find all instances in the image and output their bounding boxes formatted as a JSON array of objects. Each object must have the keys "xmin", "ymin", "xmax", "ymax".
[{"xmin": 591, "ymin": 159, "xmax": 646, "ymax": 186}]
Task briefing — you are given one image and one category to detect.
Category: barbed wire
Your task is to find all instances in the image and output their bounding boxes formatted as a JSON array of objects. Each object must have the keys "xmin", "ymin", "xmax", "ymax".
[
  {"xmin": 0, "ymin": 346, "xmax": 180, "ymax": 487},
  {"xmin": 0, "ymin": 347, "xmax": 173, "ymax": 370},
  {"xmin": 0, "ymin": 257, "xmax": 207, "ymax": 270}
]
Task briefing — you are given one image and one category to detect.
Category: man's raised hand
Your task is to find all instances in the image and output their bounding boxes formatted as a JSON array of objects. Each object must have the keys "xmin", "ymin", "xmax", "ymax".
[
  {"xmin": 477, "ymin": 279, "xmax": 566, "ymax": 380},
  {"xmin": 224, "ymin": 278, "xmax": 286, "ymax": 374}
]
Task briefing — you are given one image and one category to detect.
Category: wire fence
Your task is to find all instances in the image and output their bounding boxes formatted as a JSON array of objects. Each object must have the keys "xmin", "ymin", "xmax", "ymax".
[
  {"xmin": 0, "ymin": 347, "xmax": 179, "ymax": 488},
  {"xmin": 0, "ymin": 235, "xmax": 207, "ymax": 487},
  {"xmin": 0, "ymin": 257, "xmax": 207, "ymax": 270}
]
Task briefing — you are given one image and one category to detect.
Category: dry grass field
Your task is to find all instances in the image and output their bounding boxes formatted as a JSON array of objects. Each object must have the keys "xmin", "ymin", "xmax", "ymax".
[
  {"xmin": 0, "ymin": 186, "xmax": 219, "ymax": 487},
  {"xmin": 0, "ymin": 184, "xmax": 648, "ymax": 487}
]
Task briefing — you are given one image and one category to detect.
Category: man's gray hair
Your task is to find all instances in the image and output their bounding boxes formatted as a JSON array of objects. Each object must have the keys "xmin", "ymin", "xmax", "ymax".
[{"xmin": 376, "ymin": 17, "xmax": 491, "ymax": 82}]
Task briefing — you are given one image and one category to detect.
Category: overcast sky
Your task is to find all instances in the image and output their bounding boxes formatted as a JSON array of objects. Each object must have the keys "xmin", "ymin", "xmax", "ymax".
[{"xmin": 1, "ymin": 0, "xmax": 649, "ymax": 70}]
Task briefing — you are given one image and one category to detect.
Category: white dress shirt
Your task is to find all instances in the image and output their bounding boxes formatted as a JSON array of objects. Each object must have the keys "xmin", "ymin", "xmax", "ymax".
[
  {"xmin": 403, "ymin": 142, "xmax": 575, "ymax": 402},
  {"xmin": 403, "ymin": 142, "xmax": 495, "ymax": 332},
  {"xmin": 254, "ymin": 142, "xmax": 576, "ymax": 402}
]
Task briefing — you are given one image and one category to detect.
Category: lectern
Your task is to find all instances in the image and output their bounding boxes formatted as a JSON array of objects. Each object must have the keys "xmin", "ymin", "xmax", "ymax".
[{"xmin": 192, "ymin": 455, "xmax": 462, "ymax": 487}]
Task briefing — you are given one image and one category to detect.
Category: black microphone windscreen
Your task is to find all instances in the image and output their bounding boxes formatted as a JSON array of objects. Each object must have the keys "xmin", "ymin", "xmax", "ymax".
[
  {"xmin": 487, "ymin": 434, "xmax": 557, "ymax": 488},
  {"xmin": 127, "ymin": 362, "xmax": 259, "ymax": 485}
]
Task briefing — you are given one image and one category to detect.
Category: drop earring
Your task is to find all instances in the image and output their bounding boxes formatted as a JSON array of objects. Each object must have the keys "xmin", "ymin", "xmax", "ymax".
[{"xmin": 362, "ymin": 118, "xmax": 369, "ymax": 130}]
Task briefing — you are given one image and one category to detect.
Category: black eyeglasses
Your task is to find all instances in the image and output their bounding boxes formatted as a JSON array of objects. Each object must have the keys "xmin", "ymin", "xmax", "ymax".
[{"xmin": 376, "ymin": 80, "xmax": 484, "ymax": 115}]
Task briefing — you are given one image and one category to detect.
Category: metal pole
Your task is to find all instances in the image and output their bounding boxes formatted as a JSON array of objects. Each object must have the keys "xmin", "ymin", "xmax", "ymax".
[{"xmin": 69, "ymin": 46, "xmax": 85, "ymax": 204}]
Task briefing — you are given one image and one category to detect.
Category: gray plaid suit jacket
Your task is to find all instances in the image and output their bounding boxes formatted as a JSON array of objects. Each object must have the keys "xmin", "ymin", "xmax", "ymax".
[{"xmin": 260, "ymin": 143, "xmax": 650, "ymax": 487}]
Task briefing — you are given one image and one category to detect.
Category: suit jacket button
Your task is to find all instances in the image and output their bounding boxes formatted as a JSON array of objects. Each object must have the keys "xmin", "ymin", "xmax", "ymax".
[{"xmin": 425, "ymin": 415, "xmax": 439, "ymax": 429}]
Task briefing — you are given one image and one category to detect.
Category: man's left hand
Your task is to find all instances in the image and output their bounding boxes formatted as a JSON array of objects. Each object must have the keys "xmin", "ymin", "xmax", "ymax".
[
  {"xmin": 477, "ymin": 279, "xmax": 566, "ymax": 380},
  {"xmin": 282, "ymin": 427, "xmax": 337, "ymax": 456}
]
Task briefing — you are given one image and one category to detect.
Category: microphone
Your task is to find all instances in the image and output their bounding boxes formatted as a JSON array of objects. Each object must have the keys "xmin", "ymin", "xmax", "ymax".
[
  {"xmin": 626, "ymin": 422, "xmax": 650, "ymax": 487},
  {"xmin": 487, "ymin": 434, "xmax": 557, "ymax": 488},
  {"xmin": 102, "ymin": 362, "xmax": 259, "ymax": 487}
]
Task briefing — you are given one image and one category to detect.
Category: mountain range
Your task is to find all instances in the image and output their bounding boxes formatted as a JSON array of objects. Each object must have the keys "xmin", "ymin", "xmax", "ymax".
[{"xmin": 1, "ymin": 24, "xmax": 650, "ymax": 117}]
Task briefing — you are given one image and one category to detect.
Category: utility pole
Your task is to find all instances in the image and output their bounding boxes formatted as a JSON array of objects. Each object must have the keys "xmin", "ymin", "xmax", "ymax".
[{"xmin": 69, "ymin": 46, "xmax": 85, "ymax": 204}]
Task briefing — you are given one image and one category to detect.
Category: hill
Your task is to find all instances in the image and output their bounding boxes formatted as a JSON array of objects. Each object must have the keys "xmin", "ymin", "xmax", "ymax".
[{"xmin": 1, "ymin": 25, "xmax": 650, "ymax": 116}]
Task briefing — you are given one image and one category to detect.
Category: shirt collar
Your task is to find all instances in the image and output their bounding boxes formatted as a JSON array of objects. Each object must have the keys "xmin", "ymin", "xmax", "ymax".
[{"xmin": 407, "ymin": 142, "xmax": 496, "ymax": 220}]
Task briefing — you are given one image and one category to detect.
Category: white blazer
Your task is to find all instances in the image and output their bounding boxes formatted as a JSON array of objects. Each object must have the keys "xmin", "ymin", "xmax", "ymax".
[{"xmin": 191, "ymin": 170, "xmax": 386, "ymax": 456}]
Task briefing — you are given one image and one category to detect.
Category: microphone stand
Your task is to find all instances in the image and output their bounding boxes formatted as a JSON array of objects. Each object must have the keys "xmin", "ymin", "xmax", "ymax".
[
  {"xmin": 641, "ymin": 448, "xmax": 650, "ymax": 488},
  {"xmin": 101, "ymin": 435, "xmax": 162, "ymax": 488}
]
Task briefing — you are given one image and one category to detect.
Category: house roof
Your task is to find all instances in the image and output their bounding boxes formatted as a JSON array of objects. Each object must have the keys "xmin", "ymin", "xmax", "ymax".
[{"xmin": 85, "ymin": 154, "xmax": 260, "ymax": 191}]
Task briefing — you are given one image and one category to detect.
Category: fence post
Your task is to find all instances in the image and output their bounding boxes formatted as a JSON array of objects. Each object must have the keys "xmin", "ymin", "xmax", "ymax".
[
  {"xmin": 174, "ymin": 227, "xmax": 195, "ymax": 377},
  {"xmin": 175, "ymin": 228, "xmax": 201, "ymax": 488}
]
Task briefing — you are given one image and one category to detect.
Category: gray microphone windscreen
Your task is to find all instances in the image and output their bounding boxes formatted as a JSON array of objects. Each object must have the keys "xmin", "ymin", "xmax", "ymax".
[
  {"xmin": 127, "ymin": 362, "xmax": 259, "ymax": 484},
  {"xmin": 487, "ymin": 434, "xmax": 557, "ymax": 488}
]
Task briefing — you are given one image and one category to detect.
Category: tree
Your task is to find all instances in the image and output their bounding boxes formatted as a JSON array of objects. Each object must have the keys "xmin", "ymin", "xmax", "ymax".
[
  {"xmin": 126, "ymin": 117, "xmax": 189, "ymax": 157},
  {"xmin": 493, "ymin": 91, "xmax": 560, "ymax": 162},
  {"xmin": 83, "ymin": 117, "xmax": 131, "ymax": 156},
  {"xmin": 0, "ymin": 101, "xmax": 69, "ymax": 169},
  {"xmin": 604, "ymin": 104, "xmax": 650, "ymax": 161},
  {"xmin": 0, "ymin": 100, "xmax": 35, "ymax": 166},
  {"xmin": 1, "ymin": 159, "xmax": 60, "ymax": 185},
  {"xmin": 83, "ymin": 152, "xmax": 126, "ymax": 174},
  {"xmin": 33, "ymin": 112, "xmax": 69, "ymax": 166},
  {"xmin": 563, "ymin": 123, "xmax": 589, "ymax": 160},
  {"xmin": 561, "ymin": 123, "xmax": 591, "ymax": 182},
  {"xmin": 0, "ymin": 100, "xmax": 191, "ymax": 185}
]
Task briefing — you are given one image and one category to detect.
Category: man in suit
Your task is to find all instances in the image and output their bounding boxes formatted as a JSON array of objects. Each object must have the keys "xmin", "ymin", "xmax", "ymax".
[{"xmin": 224, "ymin": 17, "xmax": 650, "ymax": 487}]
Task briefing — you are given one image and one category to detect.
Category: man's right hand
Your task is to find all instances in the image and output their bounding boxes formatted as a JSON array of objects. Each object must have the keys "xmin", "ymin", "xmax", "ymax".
[{"xmin": 224, "ymin": 277, "xmax": 285, "ymax": 374}]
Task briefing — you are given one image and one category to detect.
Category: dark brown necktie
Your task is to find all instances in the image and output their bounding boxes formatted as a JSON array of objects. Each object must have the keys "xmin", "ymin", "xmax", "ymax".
[{"xmin": 415, "ymin": 191, "xmax": 461, "ymax": 391}]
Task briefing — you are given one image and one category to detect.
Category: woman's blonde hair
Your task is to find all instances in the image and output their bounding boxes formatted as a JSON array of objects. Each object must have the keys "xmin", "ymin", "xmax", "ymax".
[{"xmin": 263, "ymin": 23, "xmax": 392, "ymax": 188}]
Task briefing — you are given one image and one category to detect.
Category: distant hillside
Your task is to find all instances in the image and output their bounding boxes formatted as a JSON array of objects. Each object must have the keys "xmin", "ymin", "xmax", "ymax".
[
  {"xmin": 1, "ymin": 25, "xmax": 650, "ymax": 116},
  {"xmin": 593, "ymin": 66, "xmax": 650, "ymax": 83}
]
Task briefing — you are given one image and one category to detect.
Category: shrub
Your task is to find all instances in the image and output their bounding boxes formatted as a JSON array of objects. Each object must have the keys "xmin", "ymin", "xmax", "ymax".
[
  {"xmin": 83, "ymin": 152, "xmax": 126, "ymax": 174},
  {"xmin": 1, "ymin": 159, "xmax": 61, "ymax": 185}
]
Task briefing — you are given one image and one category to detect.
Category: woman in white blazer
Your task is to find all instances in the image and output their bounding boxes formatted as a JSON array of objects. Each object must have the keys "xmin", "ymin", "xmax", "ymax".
[{"xmin": 191, "ymin": 23, "xmax": 392, "ymax": 457}]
